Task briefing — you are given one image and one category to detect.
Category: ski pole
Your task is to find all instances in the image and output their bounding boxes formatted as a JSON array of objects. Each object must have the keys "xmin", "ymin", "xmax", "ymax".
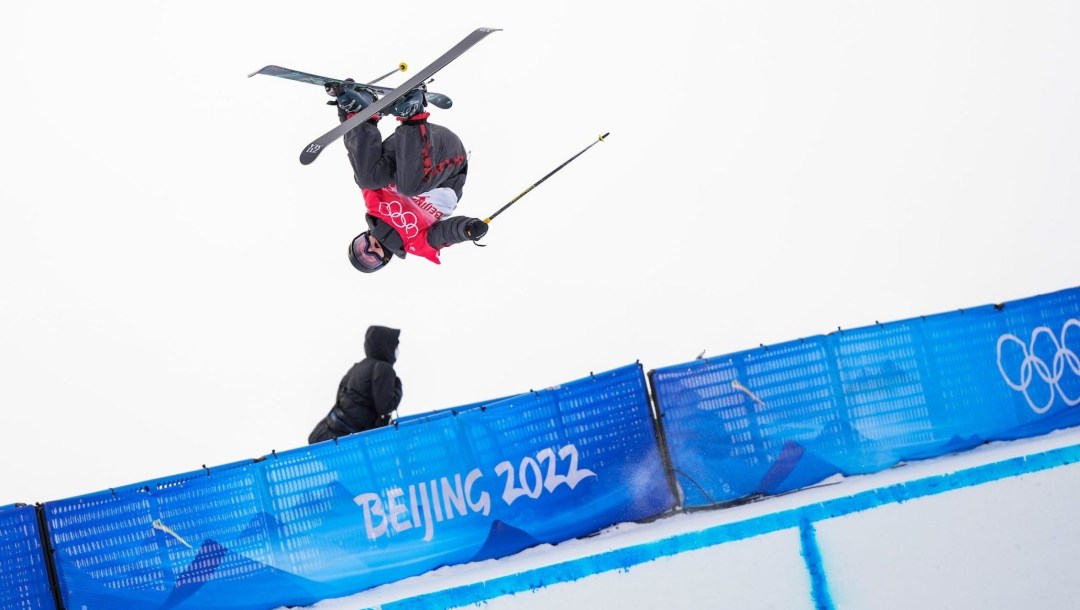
[
  {"xmin": 483, "ymin": 132, "xmax": 610, "ymax": 224},
  {"xmin": 368, "ymin": 62, "xmax": 409, "ymax": 86},
  {"xmin": 327, "ymin": 64, "xmax": 408, "ymax": 96}
]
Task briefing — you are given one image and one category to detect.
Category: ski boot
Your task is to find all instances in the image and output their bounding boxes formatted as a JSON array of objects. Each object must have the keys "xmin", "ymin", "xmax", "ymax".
[
  {"xmin": 325, "ymin": 79, "xmax": 379, "ymax": 120},
  {"xmin": 389, "ymin": 85, "xmax": 428, "ymax": 119}
]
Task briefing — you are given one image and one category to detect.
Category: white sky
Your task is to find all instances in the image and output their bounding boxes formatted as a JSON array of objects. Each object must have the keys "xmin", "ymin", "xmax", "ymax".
[{"xmin": 2, "ymin": 1, "xmax": 1079, "ymax": 504}]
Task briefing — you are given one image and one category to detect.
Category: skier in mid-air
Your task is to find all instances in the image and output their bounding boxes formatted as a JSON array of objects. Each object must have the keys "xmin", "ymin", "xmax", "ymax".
[{"xmin": 329, "ymin": 81, "xmax": 488, "ymax": 273}]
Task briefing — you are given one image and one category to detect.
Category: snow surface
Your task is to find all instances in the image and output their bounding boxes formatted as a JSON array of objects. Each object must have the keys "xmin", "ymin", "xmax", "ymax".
[{"xmin": 284, "ymin": 426, "xmax": 1080, "ymax": 609}]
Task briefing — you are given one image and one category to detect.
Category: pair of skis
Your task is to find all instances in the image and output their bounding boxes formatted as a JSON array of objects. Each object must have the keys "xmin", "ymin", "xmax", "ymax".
[
  {"xmin": 247, "ymin": 64, "xmax": 455, "ymax": 111},
  {"xmin": 250, "ymin": 27, "xmax": 500, "ymax": 165},
  {"xmin": 253, "ymin": 26, "xmax": 608, "ymax": 224}
]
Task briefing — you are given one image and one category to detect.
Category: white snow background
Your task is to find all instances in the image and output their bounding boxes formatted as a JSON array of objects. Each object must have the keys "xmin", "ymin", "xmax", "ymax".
[{"xmin": 2, "ymin": 1, "xmax": 1079, "ymax": 508}]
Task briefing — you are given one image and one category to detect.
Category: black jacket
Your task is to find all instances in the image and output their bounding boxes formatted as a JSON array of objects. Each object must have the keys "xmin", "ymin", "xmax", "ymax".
[
  {"xmin": 326, "ymin": 326, "xmax": 402, "ymax": 436},
  {"xmin": 345, "ymin": 116, "xmax": 468, "ymax": 199}
]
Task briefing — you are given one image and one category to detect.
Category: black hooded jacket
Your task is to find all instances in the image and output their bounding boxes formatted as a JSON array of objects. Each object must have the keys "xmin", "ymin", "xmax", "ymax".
[{"xmin": 330, "ymin": 326, "xmax": 402, "ymax": 433}]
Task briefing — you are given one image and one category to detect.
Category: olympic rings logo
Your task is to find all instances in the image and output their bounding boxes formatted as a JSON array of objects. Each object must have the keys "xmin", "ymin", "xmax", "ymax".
[
  {"xmin": 379, "ymin": 200, "xmax": 419, "ymax": 238},
  {"xmin": 996, "ymin": 319, "xmax": 1080, "ymax": 414}
]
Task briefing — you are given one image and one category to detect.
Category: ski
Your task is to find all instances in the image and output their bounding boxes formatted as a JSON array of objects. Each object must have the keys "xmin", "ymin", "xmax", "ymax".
[
  {"xmin": 298, "ymin": 27, "xmax": 500, "ymax": 166},
  {"xmin": 248, "ymin": 65, "xmax": 453, "ymax": 110}
]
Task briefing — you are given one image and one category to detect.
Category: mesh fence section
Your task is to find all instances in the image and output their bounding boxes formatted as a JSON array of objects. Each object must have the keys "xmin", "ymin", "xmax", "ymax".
[
  {"xmin": 459, "ymin": 365, "xmax": 675, "ymax": 533},
  {"xmin": 0, "ymin": 504, "xmax": 56, "ymax": 610},
  {"xmin": 653, "ymin": 286, "xmax": 1080, "ymax": 508},
  {"xmin": 38, "ymin": 364, "xmax": 674, "ymax": 609},
  {"xmin": 997, "ymin": 290, "xmax": 1080, "ymax": 432},
  {"xmin": 262, "ymin": 414, "xmax": 481, "ymax": 593},
  {"xmin": 832, "ymin": 320, "xmax": 937, "ymax": 471},
  {"xmin": 46, "ymin": 490, "xmax": 163, "ymax": 593},
  {"xmin": 44, "ymin": 459, "xmax": 279, "ymax": 610},
  {"xmin": 918, "ymin": 307, "xmax": 1013, "ymax": 448},
  {"xmin": 651, "ymin": 337, "xmax": 839, "ymax": 506}
]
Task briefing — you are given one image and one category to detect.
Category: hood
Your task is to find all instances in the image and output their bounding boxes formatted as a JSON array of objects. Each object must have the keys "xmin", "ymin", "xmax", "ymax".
[{"xmin": 364, "ymin": 325, "xmax": 400, "ymax": 363}]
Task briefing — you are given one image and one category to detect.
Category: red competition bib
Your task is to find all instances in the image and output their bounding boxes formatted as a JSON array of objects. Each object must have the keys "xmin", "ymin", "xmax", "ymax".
[{"xmin": 363, "ymin": 186, "xmax": 445, "ymax": 264}]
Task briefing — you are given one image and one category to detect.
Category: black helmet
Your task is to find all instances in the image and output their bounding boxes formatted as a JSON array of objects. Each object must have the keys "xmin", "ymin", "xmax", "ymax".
[{"xmin": 348, "ymin": 232, "xmax": 392, "ymax": 273}]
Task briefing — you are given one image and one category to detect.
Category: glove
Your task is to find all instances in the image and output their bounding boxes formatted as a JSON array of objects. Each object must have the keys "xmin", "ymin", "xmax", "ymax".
[
  {"xmin": 464, "ymin": 219, "xmax": 488, "ymax": 241},
  {"xmin": 426, "ymin": 216, "xmax": 487, "ymax": 248}
]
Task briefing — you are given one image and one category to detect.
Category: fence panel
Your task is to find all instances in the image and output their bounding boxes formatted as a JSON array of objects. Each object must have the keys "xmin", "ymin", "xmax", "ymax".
[
  {"xmin": 653, "ymin": 286, "xmax": 1080, "ymax": 508},
  {"xmin": 40, "ymin": 364, "xmax": 674, "ymax": 609},
  {"xmin": 0, "ymin": 503, "xmax": 57, "ymax": 610}
]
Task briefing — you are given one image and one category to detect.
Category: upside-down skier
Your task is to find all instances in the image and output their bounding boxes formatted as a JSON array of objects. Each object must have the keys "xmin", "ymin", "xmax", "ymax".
[{"xmin": 329, "ymin": 82, "xmax": 488, "ymax": 273}]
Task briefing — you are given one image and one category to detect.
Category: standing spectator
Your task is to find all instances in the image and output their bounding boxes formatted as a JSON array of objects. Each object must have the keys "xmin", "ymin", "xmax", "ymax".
[{"xmin": 309, "ymin": 326, "xmax": 402, "ymax": 444}]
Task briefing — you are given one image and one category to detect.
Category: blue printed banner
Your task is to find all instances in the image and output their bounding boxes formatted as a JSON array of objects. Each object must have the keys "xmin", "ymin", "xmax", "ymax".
[
  {"xmin": 0, "ymin": 503, "xmax": 56, "ymax": 610},
  {"xmin": 650, "ymin": 286, "xmax": 1080, "ymax": 507},
  {"xmin": 42, "ymin": 364, "xmax": 674, "ymax": 609}
]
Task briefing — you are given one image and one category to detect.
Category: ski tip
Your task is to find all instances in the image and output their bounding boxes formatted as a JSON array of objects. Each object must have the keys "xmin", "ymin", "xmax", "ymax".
[
  {"xmin": 299, "ymin": 143, "xmax": 323, "ymax": 165},
  {"xmin": 246, "ymin": 65, "xmax": 278, "ymax": 78}
]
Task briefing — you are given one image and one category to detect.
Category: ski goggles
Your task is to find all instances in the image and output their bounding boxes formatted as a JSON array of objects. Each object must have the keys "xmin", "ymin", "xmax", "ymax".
[{"xmin": 349, "ymin": 233, "xmax": 390, "ymax": 272}]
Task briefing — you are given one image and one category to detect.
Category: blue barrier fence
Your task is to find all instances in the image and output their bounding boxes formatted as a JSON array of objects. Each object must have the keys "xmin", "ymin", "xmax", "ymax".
[
  {"xmin": 37, "ymin": 364, "xmax": 673, "ymax": 610},
  {"xmin": 2, "ymin": 286, "xmax": 1078, "ymax": 609},
  {"xmin": 650, "ymin": 286, "xmax": 1080, "ymax": 507},
  {"xmin": 0, "ymin": 503, "xmax": 56, "ymax": 610}
]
